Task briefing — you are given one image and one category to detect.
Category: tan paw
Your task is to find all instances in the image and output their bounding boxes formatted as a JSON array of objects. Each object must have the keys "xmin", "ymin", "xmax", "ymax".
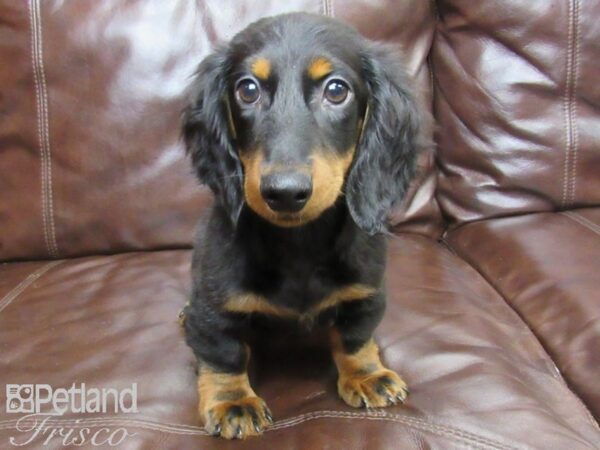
[
  {"xmin": 338, "ymin": 368, "xmax": 409, "ymax": 408},
  {"xmin": 202, "ymin": 395, "xmax": 273, "ymax": 439}
]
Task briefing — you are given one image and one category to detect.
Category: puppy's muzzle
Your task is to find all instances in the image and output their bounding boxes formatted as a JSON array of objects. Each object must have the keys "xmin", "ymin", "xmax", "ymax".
[{"xmin": 260, "ymin": 172, "xmax": 312, "ymax": 213}]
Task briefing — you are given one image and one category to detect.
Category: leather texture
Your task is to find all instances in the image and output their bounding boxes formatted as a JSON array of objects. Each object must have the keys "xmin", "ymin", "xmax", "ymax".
[
  {"xmin": 0, "ymin": 0, "xmax": 439, "ymax": 262},
  {"xmin": 0, "ymin": 0, "xmax": 599, "ymax": 448},
  {"xmin": 1, "ymin": 237, "xmax": 598, "ymax": 449},
  {"xmin": 446, "ymin": 208, "xmax": 600, "ymax": 418},
  {"xmin": 434, "ymin": 0, "xmax": 600, "ymax": 227}
]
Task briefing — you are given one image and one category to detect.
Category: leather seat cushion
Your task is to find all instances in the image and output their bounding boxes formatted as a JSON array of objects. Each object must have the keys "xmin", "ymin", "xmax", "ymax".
[
  {"xmin": 446, "ymin": 208, "xmax": 600, "ymax": 418},
  {"xmin": 1, "ymin": 235, "xmax": 598, "ymax": 448}
]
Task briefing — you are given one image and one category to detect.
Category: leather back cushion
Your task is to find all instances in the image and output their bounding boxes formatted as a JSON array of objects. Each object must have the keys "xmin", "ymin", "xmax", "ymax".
[
  {"xmin": 0, "ymin": 0, "xmax": 437, "ymax": 261},
  {"xmin": 434, "ymin": 0, "xmax": 600, "ymax": 226}
]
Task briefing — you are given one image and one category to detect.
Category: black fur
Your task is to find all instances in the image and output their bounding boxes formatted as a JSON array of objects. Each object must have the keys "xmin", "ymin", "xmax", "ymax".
[
  {"xmin": 346, "ymin": 44, "xmax": 420, "ymax": 234},
  {"xmin": 182, "ymin": 13, "xmax": 420, "ymax": 375},
  {"xmin": 182, "ymin": 46, "xmax": 244, "ymax": 224}
]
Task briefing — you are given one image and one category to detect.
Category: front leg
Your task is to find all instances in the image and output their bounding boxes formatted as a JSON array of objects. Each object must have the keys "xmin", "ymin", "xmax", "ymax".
[
  {"xmin": 197, "ymin": 364, "xmax": 273, "ymax": 439},
  {"xmin": 331, "ymin": 295, "xmax": 409, "ymax": 408},
  {"xmin": 184, "ymin": 307, "xmax": 272, "ymax": 439}
]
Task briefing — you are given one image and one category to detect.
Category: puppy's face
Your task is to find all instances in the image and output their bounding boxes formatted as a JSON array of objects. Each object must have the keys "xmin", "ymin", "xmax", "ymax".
[
  {"xmin": 184, "ymin": 13, "xmax": 420, "ymax": 234},
  {"xmin": 227, "ymin": 28, "xmax": 368, "ymax": 227}
]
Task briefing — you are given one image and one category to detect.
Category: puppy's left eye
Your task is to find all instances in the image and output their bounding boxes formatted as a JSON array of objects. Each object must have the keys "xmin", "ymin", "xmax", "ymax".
[
  {"xmin": 236, "ymin": 78, "xmax": 261, "ymax": 104},
  {"xmin": 323, "ymin": 79, "xmax": 350, "ymax": 105}
]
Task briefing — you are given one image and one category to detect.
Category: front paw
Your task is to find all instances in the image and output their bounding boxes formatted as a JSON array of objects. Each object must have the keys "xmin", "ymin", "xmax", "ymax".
[
  {"xmin": 202, "ymin": 395, "xmax": 273, "ymax": 440},
  {"xmin": 338, "ymin": 368, "xmax": 409, "ymax": 408}
]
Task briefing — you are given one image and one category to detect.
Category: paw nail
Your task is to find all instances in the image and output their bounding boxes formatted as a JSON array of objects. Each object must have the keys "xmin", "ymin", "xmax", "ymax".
[
  {"xmin": 265, "ymin": 410, "xmax": 273, "ymax": 424},
  {"xmin": 211, "ymin": 424, "xmax": 221, "ymax": 436},
  {"xmin": 252, "ymin": 415, "xmax": 262, "ymax": 433},
  {"xmin": 235, "ymin": 425, "xmax": 242, "ymax": 438}
]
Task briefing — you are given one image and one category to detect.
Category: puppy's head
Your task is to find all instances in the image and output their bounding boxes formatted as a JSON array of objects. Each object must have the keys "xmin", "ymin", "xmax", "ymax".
[{"xmin": 183, "ymin": 13, "xmax": 420, "ymax": 234}]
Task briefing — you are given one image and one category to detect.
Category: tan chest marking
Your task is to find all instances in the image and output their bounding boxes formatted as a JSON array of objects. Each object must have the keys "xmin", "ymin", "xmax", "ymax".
[
  {"xmin": 224, "ymin": 293, "xmax": 297, "ymax": 318},
  {"xmin": 223, "ymin": 284, "xmax": 377, "ymax": 320}
]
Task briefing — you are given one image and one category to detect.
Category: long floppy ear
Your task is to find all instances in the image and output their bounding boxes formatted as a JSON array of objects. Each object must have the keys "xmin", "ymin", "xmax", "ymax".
[
  {"xmin": 182, "ymin": 45, "xmax": 243, "ymax": 225},
  {"xmin": 345, "ymin": 43, "xmax": 421, "ymax": 235}
]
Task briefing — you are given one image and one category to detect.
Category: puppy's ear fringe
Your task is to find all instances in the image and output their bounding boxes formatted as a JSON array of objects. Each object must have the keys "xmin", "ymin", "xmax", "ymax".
[
  {"xmin": 181, "ymin": 45, "xmax": 244, "ymax": 226},
  {"xmin": 345, "ymin": 42, "xmax": 425, "ymax": 236}
]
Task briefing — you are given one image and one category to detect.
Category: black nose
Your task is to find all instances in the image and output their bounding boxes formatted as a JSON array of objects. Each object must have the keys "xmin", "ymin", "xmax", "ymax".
[{"xmin": 260, "ymin": 173, "xmax": 312, "ymax": 213}]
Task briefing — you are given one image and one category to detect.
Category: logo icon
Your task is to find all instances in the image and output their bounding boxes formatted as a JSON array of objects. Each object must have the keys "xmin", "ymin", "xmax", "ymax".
[{"xmin": 6, "ymin": 385, "xmax": 35, "ymax": 414}]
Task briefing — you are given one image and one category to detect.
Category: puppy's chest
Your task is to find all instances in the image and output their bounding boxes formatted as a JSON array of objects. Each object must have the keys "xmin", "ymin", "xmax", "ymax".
[{"xmin": 227, "ymin": 256, "xmax": 374, "ymax": 321}]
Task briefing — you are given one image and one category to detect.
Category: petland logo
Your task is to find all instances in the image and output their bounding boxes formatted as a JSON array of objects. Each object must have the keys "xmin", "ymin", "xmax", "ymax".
[{"xmin": 5, "ymin": 383, "xmax": 138, "ymax": 447}]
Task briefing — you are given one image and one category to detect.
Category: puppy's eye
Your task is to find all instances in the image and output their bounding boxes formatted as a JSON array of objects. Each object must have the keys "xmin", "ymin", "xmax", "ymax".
[
  {"xmin": 236, "ymin": 78, "xmax": 261, "ymax": 104},
  {"xmin": 323, "ymin": 79, "xmax": 350, "ymax": 105}
]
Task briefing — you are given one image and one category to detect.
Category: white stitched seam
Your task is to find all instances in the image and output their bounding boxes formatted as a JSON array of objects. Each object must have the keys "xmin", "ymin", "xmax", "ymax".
[
  {"xmin": 0, "ymin": 260, "xmax": 62, "ymax": 314},
  {"xmin": 569, "ymin": 0, "xmax": 580, "ymax": 205},
  {"xmin": 322, "ymin": 0, "xmax": 331, "ymax": 17},
  {"xmin": 37, "ymin": 0, "xmax": 59, "ymax": 257},
  {"xmin": 561, "ymin": 0, "xmax": 575, "ymax": 208},
  {"xmin": 29, "ymin": 0, "xmax": 59, "ymax": 258},
  {"xmin": 36, "ymin": 0, "xmax": 59, "ymax": 257},
  {"xmin": 562, "ymin": 211, "xmax": 600, "ymax": 237},
  {"xmin": 28, "ymin": 0, "xmax": 50, "ymax": 257},
  {"xmin": 0, "ymin": 412, "xmax": 521, "ymax": 449}
]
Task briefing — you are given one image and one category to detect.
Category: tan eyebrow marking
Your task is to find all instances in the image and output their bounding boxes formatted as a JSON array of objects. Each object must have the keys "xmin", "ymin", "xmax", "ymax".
[
  {"xmin": 251, "ymin": 58, "xmax": 271, "ymax": 80},
  {"xmin": 308, "ymin": 57, "xmax": 333, "ymax": 80}
]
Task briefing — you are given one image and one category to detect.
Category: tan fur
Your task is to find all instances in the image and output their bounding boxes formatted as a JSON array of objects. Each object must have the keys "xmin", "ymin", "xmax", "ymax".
[
  {"xmin": 224, "ymin": 293, "xmax": 298, "ymax": 318},
  {"xmin": 225, "ymin": 284, "xmax": 375, "ymax": 321},
  {"xmin": 240, "ymin": 147, "xmax": 355, "ymax": 227},
  {"xmin": 308, "ymin": 57, "xmax": 333, "ymax": 79},
  {"xmin": 240, "ymin": 151, "xmax": 280, "ymax": 224},
  {"xmin": 331, "ymin": 331, "xmax": 409, "ymax": 408},
  {"xmin": 251, "ymin": 58, "xmax": 271, "ymax": 80},
  {"xmin": 299, "ymin": 149, "xmax": 355, "ymax": 223},
  {"xmin": 311, "ymin": 284, "xmax": 376, "ymax": 316},
  {"xmin": 197, "ymin": 366, "xmax": 272, "ymax": 439}
]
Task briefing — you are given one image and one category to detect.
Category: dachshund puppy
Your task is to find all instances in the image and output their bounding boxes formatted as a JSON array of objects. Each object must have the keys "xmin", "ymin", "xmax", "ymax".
[{"xmin": 182, "ymin": 12, "xmax": 420, "ymax": 439}]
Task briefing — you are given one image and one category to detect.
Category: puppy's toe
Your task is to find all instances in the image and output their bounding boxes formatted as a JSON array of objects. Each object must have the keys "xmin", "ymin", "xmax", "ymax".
[
  {"xmin": 338, "ymin": 368, "xmax": 408, "ymax": 408},
  {"xmin": 203, "ymin": 396, "xmax": 273, "ymax": 440}
]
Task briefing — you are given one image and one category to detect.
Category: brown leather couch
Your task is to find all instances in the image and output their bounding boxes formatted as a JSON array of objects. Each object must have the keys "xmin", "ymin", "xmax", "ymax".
[{"xmin": 1, "ymin": 1, "xmax": 599, "ymax": 449}]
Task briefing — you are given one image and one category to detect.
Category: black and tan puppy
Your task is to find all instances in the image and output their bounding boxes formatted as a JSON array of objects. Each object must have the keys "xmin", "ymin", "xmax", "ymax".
[{"xmin": 182, "ymin": 12, "xmax": 420, "ymax": 439}]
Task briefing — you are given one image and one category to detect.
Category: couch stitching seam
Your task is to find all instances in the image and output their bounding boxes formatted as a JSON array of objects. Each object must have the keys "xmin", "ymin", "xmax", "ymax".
[
  {"xmin": 28, "ymin": 0, "xmax": 50, "ymax": 257},
  {"xmin": 322, "ymin": 0, "xmax": 331, "ymax": 17},
  {"xmin": 38, "ymin": 0, "xmax": 59, "ymax": 257},
  {"xmin": 0, "ymin": 260, "xmax": 62, "ymax": 314},
  {"xmin": 569, "ymin": 0, "xmax": 580, "ymax": 204},
  {"xmin": 0, "ymin": 412, "xmax": 521, "ymax": 449},
  {"xmin": 269, "ymin": 412, "xmax": 516, "ymax": 449},
  {"xmin": 562, "ymin": 211, "xmax": 600, "ymax": 237},
  {"xmin": 29, "ymin": 0, "xmax": 59, "ymax": 258},
  {"xmin": 561, "ymin": 0, "xmax": 575, "ymax": 208}
]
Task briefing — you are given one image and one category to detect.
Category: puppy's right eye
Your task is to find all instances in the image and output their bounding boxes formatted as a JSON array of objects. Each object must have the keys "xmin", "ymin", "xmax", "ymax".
[{"xmin": 236, "ymin": 79, "xmax": 261, "ymax": 104}]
